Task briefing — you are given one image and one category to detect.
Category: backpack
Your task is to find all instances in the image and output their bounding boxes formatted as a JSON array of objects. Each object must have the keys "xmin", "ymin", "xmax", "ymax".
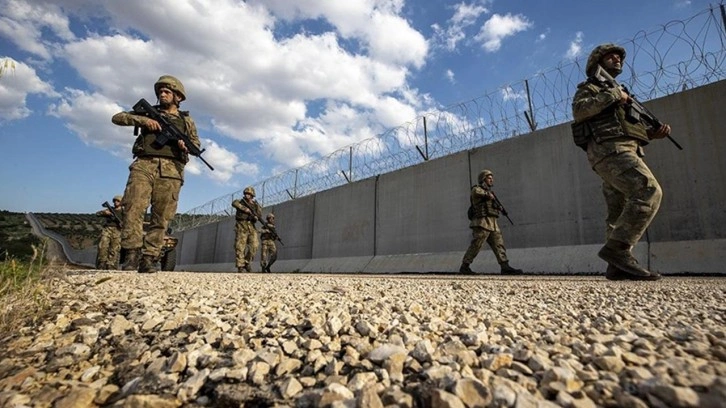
[{"xmin": 571, "ymin": 121, "xmax": 591, "ymax": 151}]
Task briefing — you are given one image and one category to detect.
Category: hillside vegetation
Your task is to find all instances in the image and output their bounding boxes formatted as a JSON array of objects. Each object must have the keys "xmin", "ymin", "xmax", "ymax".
[
  {"xmin": 0, "ymin": 211, "xmax": 43, "ymax": 261},
  {"xmin": 34, "ymin": 213, "xmax": 105, "ymax": 250}
]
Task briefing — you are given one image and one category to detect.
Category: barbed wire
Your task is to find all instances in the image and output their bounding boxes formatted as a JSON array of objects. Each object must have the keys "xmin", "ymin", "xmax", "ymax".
[{"xmin": 172, "ymin": 4, "xmax": 726, "ymax": 232}]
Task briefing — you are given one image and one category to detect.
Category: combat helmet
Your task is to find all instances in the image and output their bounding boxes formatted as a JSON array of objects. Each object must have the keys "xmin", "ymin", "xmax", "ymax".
[
  {"xmin": 154, "ymin": 75, "xmax": 186, "ymax": 102},
  {"xmin": 113, "ymin": 195, "xmax": 123, "ymax": 202},
  {"xmin": 586, "ymin": 43, "xmax": 626, "ymax": 77},
  {"xmin": 243, "ymin": 186, "xmax": 256, "ymax": 197},
  {"xmin": 266, "ymin": 213, "xmax": 275, "ymax": 221},
  {"xmin": 478, "ymin": 169, "xmax": 493, "ymax": 184}
]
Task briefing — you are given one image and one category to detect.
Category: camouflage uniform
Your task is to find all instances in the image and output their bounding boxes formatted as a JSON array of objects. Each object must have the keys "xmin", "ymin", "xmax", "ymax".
[
  {"xmin": 260, "ymin": 214, "xmax": 278, "ymax": 273},
  {"xmin": 232, "ymin": 187, "xmax": 262, "ymax": 272},
  {"xmin": 572, "ymin": 44, "xmax": 667, "ymax": 280},
  {"xmin": 112, "ymin": 75, "xmax": 200, "ymax": 273},
  {"xmin": 460, "ymin": 170, "xmax": 522, "ymax": 275},
  {"xmin": 95, "ymin": 196, "xmax": 124, "ymax": 269}
]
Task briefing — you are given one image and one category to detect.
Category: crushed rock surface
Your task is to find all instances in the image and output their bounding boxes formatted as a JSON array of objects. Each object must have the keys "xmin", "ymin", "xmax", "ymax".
[{"xmin": 1, "ymin": 272, "xmax": 724, "ymax": 407}]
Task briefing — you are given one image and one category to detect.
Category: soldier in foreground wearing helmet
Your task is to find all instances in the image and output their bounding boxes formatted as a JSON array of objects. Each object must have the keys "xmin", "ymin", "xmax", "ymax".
[
  {"xmin": 112, "ymin": 75, "xmax": 200, "ymax": 273},
  {"xmin": 459, "ymin": 169, "xmax": 523, "ymax": 275},
  {"xmin": 232, "ymin": 187, "xmax": 263, "ymax": 273},
  {"xmin": 95, "ymin": 195, "xmax": 124, "ymax": 270},
  {"xmin": 260, "ymin": 213, "xmax": 278, "ymax": 273},
  {"xmin": 572, "ymin": 44, "xmax": 671, "ymax": 281}
]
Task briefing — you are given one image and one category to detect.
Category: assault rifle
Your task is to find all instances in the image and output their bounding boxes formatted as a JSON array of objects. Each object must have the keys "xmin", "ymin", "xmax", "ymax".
[
  {"xmin": 235, "ymin": 198, "xmax": 285, "ymax": 246},
  {"xmin": 483, "ymin": 187, "xmax": 514, "ymax": 225},
  {"xmin": 102, "ymin": 201, "xmax": 123, "ymax": 228},
  {"xmin": 593, "ymin": 65, "xmax": 683, "ymax": 150},
  {"xmin": 131, "ymin": 98, "xmax": 215, "ymax": 170}
]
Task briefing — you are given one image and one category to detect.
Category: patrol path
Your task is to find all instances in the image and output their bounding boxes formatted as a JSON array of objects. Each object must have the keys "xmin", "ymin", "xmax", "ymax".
[{"xmin": 1, "ymin": 272, "xmax": 724, "ymax": 407}]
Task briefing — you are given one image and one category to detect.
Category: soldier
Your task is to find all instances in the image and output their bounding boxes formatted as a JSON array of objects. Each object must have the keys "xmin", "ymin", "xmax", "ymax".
[
  {"xmin": 459, "ymin": 169, "xmax": 523, "ymax": 275},
  {"xmin": 232, "ymin": 187, "xmax": 262, "ymax": 273},
  {"xmin": 260, "ymin": 213, "xmax": 278, "ymax": 273},
  {"xmin": 95, "ymin": 195, "xmax": 124, "ymax": 270},
  {"xmin": 112, "ymin": 75, "xmax": 200, "ymax": 273},
  {"xmin": 572, "ymin": 44, "xmax": 671, "ymax": 281}
]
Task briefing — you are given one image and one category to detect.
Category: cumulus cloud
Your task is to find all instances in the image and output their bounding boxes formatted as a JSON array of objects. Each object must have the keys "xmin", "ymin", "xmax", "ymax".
[
  {"xmin": 474, "ymin": 13, "xmax": 532, "ymax": 52},
  {"xmin": 565, "ymin": 31, "xmax": 584, "ymax": 60},
  {"xmin": 0, "ymin": 57, "xmax": 57, "ymax": 121},
  {"xmin": 0, "ymin": 0, "xmax": 75, "ymax": 60},
  {"xmin": 432, "ymin": 1, "xmax": 490, "ymax": 51}
]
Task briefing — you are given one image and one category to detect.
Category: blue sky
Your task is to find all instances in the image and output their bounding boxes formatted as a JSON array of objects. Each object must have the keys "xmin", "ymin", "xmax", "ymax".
[{"xmin": 0, "ymin": 0, "xmax": 707, "ymax": 214}]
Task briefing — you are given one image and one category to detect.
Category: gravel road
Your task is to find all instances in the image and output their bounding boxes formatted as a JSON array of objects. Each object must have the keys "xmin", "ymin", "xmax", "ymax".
[{"xmin": 0, "ymin": 271, "xmax": 724, "ymax": 407}]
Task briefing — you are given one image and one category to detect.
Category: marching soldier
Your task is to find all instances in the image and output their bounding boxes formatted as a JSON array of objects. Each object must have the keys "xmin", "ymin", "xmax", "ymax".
[
  {"xmin": 95, "ymin": 195, "xmax": 123, "ymax": 269},
  {"xmin": 260, "ymin": 213, "xmax": 278, "ymax": 273},
  {"xmin": 460, "ymin": 169, "xmax": 523, "ymax": 275},
  {"xmin": 572, "ymin": 44, "xmax": 671, "ymax": 281},
  {"xmin": 232, "ymin": 187, "xmax": 262, "ymax": 273}
]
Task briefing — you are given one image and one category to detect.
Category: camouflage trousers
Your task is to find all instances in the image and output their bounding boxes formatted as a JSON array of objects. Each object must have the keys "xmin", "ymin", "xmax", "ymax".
[
  {"xmin": 121, "ymin": 157, "xmax": 183, "ymax": 258},
  {"xmin": 235, "ymin": 220, "xmax": 259, "ymax": 268},
  {"xmin": 260, "ymin": 240, "xmax": 277, "ymax": 269},
  {"xmin": 589, "ymin": 142, "xmax": 662, "ymax": 246},
  {"xmin": 96, "ymin": 226, "xmax": 121, "ymax": 269},
  {"xmin": 462, "ymin": 226, "xmax": 508, "ymax": 265}
]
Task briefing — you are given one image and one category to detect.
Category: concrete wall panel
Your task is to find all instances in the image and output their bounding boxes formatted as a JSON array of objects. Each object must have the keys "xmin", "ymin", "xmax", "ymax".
[
  {"xmin": 312, "ymin": 178, "xmax": 376, "ymax": 258},
  {"xmin": 376, "ymin": 151, "xmax": 471, "ymax": 254},
  {"xmin": 272, "ymin": 195, "xmax": 315, "ymax": 260},
  {"xmin": 179, "ymin": 228, "xmax": 198, "ymax": 265},
  {"xmin": 214, "ymin": 218, "xmax": 236, "ymax": 263},
  {"xmin": 194, "ymin": 223, "xmax": 218, "ymax": 264}
]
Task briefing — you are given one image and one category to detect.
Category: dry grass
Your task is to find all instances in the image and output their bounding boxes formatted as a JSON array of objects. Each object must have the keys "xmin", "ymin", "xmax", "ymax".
[{"xmin": 0, "ymin": 243, "xmax": 63, "ymax": 333}]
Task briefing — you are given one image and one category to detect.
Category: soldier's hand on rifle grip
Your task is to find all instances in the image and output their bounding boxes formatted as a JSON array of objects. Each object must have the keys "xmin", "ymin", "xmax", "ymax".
[
  {"xmin": 178, "ymin": 139, "xmax": 189, "ymax": 153},
  {"xmin": 648, "ymin": 124, "xmax": 671, "ymax": 140},
  {"xmin": 145, "ymin": 118, "xmax": 162, "ymax": 132},
  {"xmin": 619, "ymin": 90, "xmax": 630, "ymax": 105}
]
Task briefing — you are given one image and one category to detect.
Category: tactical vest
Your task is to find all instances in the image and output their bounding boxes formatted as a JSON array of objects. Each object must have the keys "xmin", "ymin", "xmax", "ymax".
[
  {"xmin": 132, "ymin": 110, "xmax": 191, "ymax": 162},
  {"xmin": 580, "ymin": 81, "xmax": 649, "ymax": 145},
  {"xmin": 471, "ymin": 186, "xmax": 500, "ymax": 218},
  {"xmin": 260, "ymin": 225, "xmax": 276, "ymax": 241},
  {"xmin": 102, "ymin": 208, "xmax": 123, "ymax": 228},
  {"xmin": 235, "ymin": 200, "xmax": 260, "ymax": 222}
]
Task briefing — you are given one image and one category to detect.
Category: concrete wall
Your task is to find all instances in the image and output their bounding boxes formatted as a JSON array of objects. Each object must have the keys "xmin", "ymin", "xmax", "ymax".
[{"xmin": 175, "ymin": 80, "xmax": 726, "ymax": 275}]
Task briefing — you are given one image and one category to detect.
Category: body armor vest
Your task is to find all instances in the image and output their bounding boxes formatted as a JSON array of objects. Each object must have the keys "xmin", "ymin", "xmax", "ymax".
[
  {"xmin": 582, "ymin": 81, "xmax": 650, "ymax": 144},
  {"xmin": 471, "ymin": 186, "xmax": 500, "ymax": 218},
  {"xmin": 132, "ymin": 110, "xmax": 191, "ymax": 161},
  {"xmin": 260, "ymin": 225, "xmax": 276, "ymax": 241}
]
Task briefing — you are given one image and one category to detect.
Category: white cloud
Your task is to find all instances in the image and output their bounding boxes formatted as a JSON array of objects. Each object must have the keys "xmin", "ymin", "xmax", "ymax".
[
  {"xmin": 565, "ymin": 31, "xmax": 584, "ymax": 60},
  {"xmin": 0, "ymin": 0, "xmax": 75, "ymax": 60},
  {"xmin": 501, "ymin": 86, "xmax": 525, "ymax": 102},
  {"xmin": 0, "ymin": 57, "xmax": 57, "ymax": 121},
  {"xmin": 253, "ymin": 0, "xmax": 428, "ymax": 68},
  {"xmin": 432, "ymin": 1, "xmax": 490, "ymax": 51},
  {"xmin": 445, "ymin": 69, "xmax": 456, "ymax": 83},
  {"xmin": 474, "ymin": 13, "xmax": 532, "ymax": 52}
]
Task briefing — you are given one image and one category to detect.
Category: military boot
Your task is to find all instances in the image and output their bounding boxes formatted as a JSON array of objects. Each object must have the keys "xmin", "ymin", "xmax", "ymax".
[
  {"xmin": 605, "ymin": 264, "xmax": 661, "ymax": 281},
  {"xmin": 500, "ymin": 262, "xmax": 523, "ymax": 275},
  {"xmin": 459, "ymin": 262, "xmax": 475, "ymax": 275},
  {"xmin": 122, "ymin": 248, "xmax": 141, "ymax": 271},
  {"xmin": 138, "ymin": 255, "xmax": 159, "ymax": 274},
  {"xmin": 598, "ymin": 240, "xmax": 651, "ymax": 278}
]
